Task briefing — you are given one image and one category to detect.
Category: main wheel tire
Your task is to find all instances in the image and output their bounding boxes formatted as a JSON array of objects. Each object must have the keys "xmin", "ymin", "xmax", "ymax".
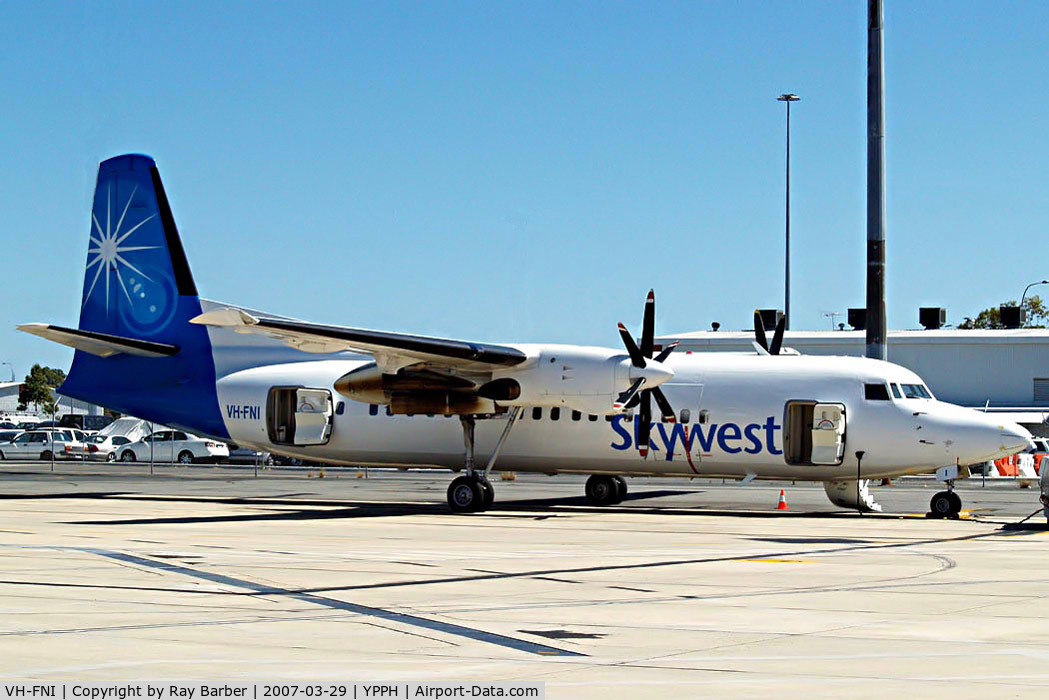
[
  {"xmin": 947, "ymin": 491, "xmax": 963, "ymax": 516},
  {"xmin": 121, "ymin": 450, "xmax": 136, "ymax": 463},
  {"xmin": 480, "ymin": 478, "xmax": 495, "ymax": 510},
  {"xmin": 448, "ymin": 475, "xmax": 484, "ymax": 513},
  {"xmin": 177, "ymin": 451, "xmax": 194, "ymax": 465},
  {"xmin": 106, "ymin": 452, "xmax": 116, "ymax": 462},
  {"xmin": 585, "ymin": 475, "xmax": 619, "ymax": 506},
  {"xmin": 40, "ymin": 450, "xmax": 52, "ymax": 461},
  {"xmin": 929, "ymin": 491, "xmax": 955, "ymax": 517},
  {"xmin": 612, "ymin": 476, "xmax": 628, "ymax": 504}
]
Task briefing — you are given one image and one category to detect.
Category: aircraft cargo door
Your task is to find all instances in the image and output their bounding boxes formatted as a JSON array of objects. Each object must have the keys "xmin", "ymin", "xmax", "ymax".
[
  {"xmin": 268, "ymin": 387, "xmax": 334, "ymax": 446},
  {"xmin": 784, "ymin": 401, "xmax": 845, "ymax": 466}
]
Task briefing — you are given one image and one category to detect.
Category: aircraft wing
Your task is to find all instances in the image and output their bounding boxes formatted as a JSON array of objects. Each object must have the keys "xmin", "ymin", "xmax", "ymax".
[{"xmin": 190, "ymin": 307, "xmax": 528, "ymax": 371}]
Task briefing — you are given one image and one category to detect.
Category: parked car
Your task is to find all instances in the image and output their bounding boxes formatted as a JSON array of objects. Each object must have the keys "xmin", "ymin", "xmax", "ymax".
[
  {"xmin": 65, "ymin": 433, "xmax": 134, "ymax": 462},
  {"xmin": 52, "ymin": 429, "xmax": 91, "ymax": 459},
  {"xmin": 118, "ymin": 430, "xmax": 230, "ymax": 464},
  {"xmin": 0, "ymin": 429, "xmax": 78, "ymax": 460},
  {"xmin": 226, "ymin": 444, "xmax": 275, "ymax": 465}
]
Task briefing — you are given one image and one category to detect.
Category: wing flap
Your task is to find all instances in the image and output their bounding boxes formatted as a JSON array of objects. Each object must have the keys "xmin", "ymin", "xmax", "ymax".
[{"xmin": 17, "ymin": 323, "xmax": 180, "ymax": 358}]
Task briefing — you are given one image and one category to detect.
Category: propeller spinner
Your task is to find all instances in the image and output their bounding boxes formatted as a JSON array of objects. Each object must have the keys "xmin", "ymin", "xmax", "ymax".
[{"xmin": 615, "ymin": 290, "xmax": 678, "ymax": 458}]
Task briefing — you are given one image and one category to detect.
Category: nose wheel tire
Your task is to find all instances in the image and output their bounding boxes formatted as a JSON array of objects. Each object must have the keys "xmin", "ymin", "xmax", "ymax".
[
  {"xmin": 930, "ymin": 490, "xmax": 962, "ymax": 518},
  {"xmin": 448, "ymin": 475, "xmax": 491, "ymax": 513},
  {"xmin": 585, "ymin": 475, "xmax": 624, "ymax": 506}
]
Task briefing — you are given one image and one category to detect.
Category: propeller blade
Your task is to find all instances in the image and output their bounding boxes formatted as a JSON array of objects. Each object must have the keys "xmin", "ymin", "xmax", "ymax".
[
  {"xmin": 638, "ymin": 391, "xmax": 652, "ymax": 458},
  {"xmin": 618, "ymin": 323, "xmax": 646, "ymax": 368},
  {"xmin": 653, "ymin": 341, "xmax": 678, "ymax": 363},
  {"xmin": 641, "ymin": 289, "xmax": 655, "ymax": 359},
  {"xmin": 614, "ymin": 378, "xmax": 645, "ymax": 410},
  {"xmin": 651, "ymin": 386, "xmax": 676, "ymax": 422},
  {"xmin": 753, "ymin": 311, "xmax": 769, "ymax": 351},
  {"xmin": 769, "ymin": 315, "xmax": 786, "ymax": 356}
]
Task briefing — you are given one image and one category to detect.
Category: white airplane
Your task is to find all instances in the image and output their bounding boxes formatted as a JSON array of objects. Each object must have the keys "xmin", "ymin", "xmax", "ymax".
[{"xmin": 20, "ymin": 155, "xmax": 1033, "ymax": 516}]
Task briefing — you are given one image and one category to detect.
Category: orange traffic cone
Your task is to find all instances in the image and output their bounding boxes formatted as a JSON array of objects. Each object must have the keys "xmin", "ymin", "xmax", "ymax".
[{"xmin": 776, "ymin": 489, "xmax": 789, "ymax": 510}]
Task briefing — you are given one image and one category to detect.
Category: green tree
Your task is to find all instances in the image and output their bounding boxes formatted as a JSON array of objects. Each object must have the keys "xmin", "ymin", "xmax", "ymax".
[
  {"xmin": 959, "ymin": 295, "xmax": 1047, "ymax": 329},
  {"xmin": 17, "ymin": 364, "xmax": 66, "ymax": 415}
]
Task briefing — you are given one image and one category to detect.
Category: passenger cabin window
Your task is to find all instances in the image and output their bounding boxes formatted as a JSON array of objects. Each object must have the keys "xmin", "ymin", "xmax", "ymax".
[
  {"xmin": 369, "ymin": 404, "xmax": 378, "ymax": 416},
  {"xmin": 864, "ymin": 383, "xmax": 890, "ymax": 401},
  {"xmin": 335, "ymin": 402, "xmax": 345, "ymax": 415},
  {"xmin": 588, "ymin": 414, "xmax": 598, "ymax": 422},
  {"xmin": 679, "ymin": 409, "xmax": 691, "ymax": 424},
  {"xmin": 532, "ymin": 407, "xmax": 542, "ymax": 420},
  {"xmin": 890, "ymin": 383, "xmax": 902, "ymax": 399},
  {"xmin": 571, "ymin": 410, "xmax": 581, "ymax": 421},
  {"xmin": 385, "ymin": 405, "xmax": 393, "ymax": 416},
  {"xmin": 550, "ymin": 407, "xmax": 561, "ymax": 421}
]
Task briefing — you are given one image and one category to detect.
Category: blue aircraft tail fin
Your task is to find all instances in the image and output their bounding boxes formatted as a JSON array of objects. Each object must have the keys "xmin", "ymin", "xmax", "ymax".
[{"xmin": 59, "ymin": 154, "xmax": 228, "ymax": 437}]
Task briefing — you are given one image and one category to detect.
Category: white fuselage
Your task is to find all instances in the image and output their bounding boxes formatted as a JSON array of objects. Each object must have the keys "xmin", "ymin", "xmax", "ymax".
[{"xmin": 212, "ymin": 347, "xmax": 1028, "ymax": 482}]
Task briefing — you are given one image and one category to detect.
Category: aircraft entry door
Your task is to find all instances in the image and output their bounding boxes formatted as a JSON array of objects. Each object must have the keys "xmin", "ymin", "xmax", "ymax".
[
  {"xmin": 784, "ymin": 401, "xmax": 846, "ymax": 466},
  {"xmin": 268, "ymin": 387, "xmax": 334, "ymax": 446}
]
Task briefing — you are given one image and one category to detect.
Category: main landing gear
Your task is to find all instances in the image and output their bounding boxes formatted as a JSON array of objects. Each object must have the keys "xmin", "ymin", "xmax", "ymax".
[
  {"xmin": 584, "ymin": 475, "xmax": 628, "ymax": 506},
  {"xmin": 446, "ymin": 408, "xmax": 520, "ymax": 513}
]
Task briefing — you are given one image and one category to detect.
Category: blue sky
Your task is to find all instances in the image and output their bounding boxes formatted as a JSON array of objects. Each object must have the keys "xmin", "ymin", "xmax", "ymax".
[{"xmin": 2, "ymin": 1, "xmax": 1048, "ymax": 378}]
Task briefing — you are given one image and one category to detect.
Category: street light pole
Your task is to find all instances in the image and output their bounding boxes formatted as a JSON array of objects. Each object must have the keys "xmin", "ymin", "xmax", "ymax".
[
  {"xmin": 778, "ymin": 93, "xmax": 799, "ymax": 330},
  {"xmin": 1020, "ymin": 279, "xmax": 1049, "ymax": 309}
]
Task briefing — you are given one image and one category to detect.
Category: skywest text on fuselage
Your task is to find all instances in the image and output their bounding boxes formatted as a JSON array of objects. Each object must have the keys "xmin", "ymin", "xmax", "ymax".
[{"xmin": 610, "ymin": 414, "xmax": 783, "ymax": 460}]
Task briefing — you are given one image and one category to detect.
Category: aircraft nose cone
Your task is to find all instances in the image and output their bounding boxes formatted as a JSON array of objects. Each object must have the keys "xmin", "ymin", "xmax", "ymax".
[
  {"xmin": 930, "ymin": 406, "xmax": 1033, "ymax": 464},
  {"xmin": 998, "ymin": 422, "xmax": 1034, "ymax": 455}
]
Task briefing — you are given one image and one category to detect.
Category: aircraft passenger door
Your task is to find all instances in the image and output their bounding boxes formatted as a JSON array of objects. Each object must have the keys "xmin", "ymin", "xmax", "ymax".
[
  {"xmin": 784, "ymin": 401, "xmax": 846, "ymax": 466},
  {"xmin": 810, "ymin": 403, "xmax": 846, "ymax": 465},
  {"xmin": 268, "ymin": 387, "xmax": 334, "ymax": 446}
]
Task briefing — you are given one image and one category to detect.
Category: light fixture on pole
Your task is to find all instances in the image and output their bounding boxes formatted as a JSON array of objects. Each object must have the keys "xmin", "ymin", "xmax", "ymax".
[
  {"xmin": 777, "ymin": 93, "xmax": 799, "ymax": 330},
  {"xmin": 1020, "ymin": 279, "xmax": 1049, "ymax": 308}
]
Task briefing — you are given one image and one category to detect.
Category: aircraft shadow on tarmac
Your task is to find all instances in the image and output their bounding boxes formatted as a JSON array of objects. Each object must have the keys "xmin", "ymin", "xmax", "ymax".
[{"xmin": 49, "ymin": 489, "xmax": 871, "ymax": 526}]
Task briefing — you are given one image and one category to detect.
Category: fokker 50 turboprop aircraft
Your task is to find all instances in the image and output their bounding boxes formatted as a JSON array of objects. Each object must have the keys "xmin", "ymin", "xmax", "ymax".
[{"xmin": 20, "ymin": 155, "xmax": 1033, "ymax": 515}]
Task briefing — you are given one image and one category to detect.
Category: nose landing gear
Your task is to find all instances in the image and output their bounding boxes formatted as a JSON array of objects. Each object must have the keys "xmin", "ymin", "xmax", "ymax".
[{"xmin": 929, "ymin": 487, "xmax": 963, "ymax": 518}]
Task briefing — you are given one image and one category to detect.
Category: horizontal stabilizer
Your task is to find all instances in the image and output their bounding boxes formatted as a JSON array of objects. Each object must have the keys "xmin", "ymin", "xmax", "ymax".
[{"xmin": 17, "ymin": 323, "xmax": 179, "ymax": 358}]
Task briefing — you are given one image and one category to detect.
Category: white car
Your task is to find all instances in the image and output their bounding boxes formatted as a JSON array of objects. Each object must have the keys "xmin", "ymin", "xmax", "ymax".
[
  {"xmin": 118, "ymin": 429, "xmax": 230, "ymax": 464},
  {"xmin": 52, "ymin": 429, "xmax": 91, "ymax": 459},
  {"xmin": 72, "ymin": 433, "xmax": 135, "ymax": 462},
  {"xmin": 0, "ymin": 429, "xmax": 78, "ymax": 460}
]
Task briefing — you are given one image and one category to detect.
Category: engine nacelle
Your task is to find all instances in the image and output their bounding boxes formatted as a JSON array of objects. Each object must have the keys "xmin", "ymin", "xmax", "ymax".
[
  {"xmin": 334, "ymin": 363, "xmax": 486, "ymax": 414},
  {"xmin": 490, "ymin": 346, "xmax": 632, "ymax": 416}
]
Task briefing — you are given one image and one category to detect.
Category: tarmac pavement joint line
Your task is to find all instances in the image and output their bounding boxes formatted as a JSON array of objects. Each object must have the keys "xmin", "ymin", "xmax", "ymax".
[{"xmin": 77, "ymin": 546, "xmax": 586, "ymax": 658}]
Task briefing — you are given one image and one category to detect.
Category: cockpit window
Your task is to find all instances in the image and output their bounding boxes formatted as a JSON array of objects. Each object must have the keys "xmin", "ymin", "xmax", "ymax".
[
  {"xmin": 864, "ymin": 383, "xmax": 890, "ymax": 401},
  {"xmin": 900, "ymin": 383, "xmax": 933, "ymax": 399},
  {"xmin": 890, "ymin": 383, "xmax": 902, "ymax": 399}
]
